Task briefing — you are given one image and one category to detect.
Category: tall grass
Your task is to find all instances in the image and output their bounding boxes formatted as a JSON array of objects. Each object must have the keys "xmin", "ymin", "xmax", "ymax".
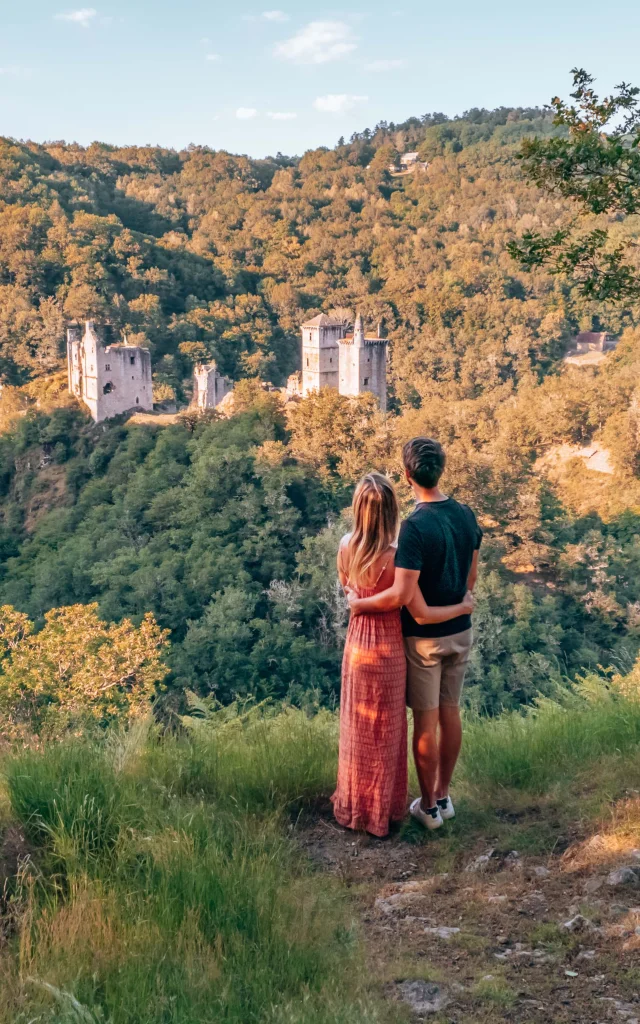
[
  {"xmin": 459, "ymin": 680, "xmax": 640, "ymax": 793},
  {"xmin": 148, "ymin": 704, "xmax": 340, "ymax": 811},
  {"xmin": 1, "ymin": 715, "xmax": 375, "ymax": 1024},
  {"xmin": 3, "ymin": 685, "xmax": 640, "ymax": 1022}
]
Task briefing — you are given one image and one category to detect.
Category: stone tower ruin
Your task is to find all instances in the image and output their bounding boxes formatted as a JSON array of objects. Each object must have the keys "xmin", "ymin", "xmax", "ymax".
[
  {"xmin": 338, "ymin": 314, "xmax": 388, "ymax": 412},
  {"xmin": 67, "ymin": 321, "xmax": 153, "ymax": 423},
  {"xmin": 193, "ymin": 362, "xmax": 233, "ymax": 411},
  {"xmin": 299, "ymin": 312, "xmax": 387, "ymax": 410},
  {"xmin": 300, "ymin": 314, "xmax": 346, "ymax": 396}
]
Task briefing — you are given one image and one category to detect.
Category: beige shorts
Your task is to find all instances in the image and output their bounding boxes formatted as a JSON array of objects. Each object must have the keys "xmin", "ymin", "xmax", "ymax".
[{"xmin": 404, "ymin": 629, "xmax": 473, "ymax": 711}]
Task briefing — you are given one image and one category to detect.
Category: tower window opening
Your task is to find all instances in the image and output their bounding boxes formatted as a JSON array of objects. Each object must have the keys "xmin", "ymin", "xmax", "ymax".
[
  {"xmin": 103, "ymin": 382, "xmax": 114, "ymax": 395},
  {"xmin": 105, "ymin": 363, "xmax": 110, "ymax": 370},
  {"xmin": 363, "ymin": 377, "xmax": 369, "ymax": 386},
  {"xmin": 306, "ymin": 357, "xmax": 309, "ymax": 367},
  {"xmin": 130, "ymin": 356, "xmax": 136, "ymax": 365},
  {"xmin": 136, "ymin": 397, "xmax": 139, "ymax": 405}
]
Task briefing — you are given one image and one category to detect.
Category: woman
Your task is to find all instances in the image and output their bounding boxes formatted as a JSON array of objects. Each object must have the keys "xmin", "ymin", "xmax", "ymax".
[{"xmin": 333, "ymin": 473, "xmax": 473, "ymax": 837}]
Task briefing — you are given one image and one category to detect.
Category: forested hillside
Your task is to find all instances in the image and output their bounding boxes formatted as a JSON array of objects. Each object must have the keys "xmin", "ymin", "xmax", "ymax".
[
  {"xmin": 2, "ymin": 106, "xmax": 640, "ymax": 716},
  {"xmin": 4, "ymin": 106, "xmax": 636, "ymax": 397}
]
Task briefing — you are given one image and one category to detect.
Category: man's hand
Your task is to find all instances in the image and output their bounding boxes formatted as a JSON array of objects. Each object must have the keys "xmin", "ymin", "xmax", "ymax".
[
  {"xmin": 345, "ymin": 588, "xmax": 364, "ymax": 615},
  {"xmin": 461, "ymin": 590, "xmax": 475, "ymax": 615}
]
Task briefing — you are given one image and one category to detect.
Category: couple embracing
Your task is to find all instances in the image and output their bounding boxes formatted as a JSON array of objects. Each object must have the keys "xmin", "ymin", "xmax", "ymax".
[{"xmin": 333, "ymin": 437, "xmax": 482, "ymax": 837}]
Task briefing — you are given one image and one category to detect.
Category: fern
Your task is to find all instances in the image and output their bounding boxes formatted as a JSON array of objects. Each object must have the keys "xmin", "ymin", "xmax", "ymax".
[{"xmin": 181, "ymin": 691, "xmax": 274, "ymax": 732}]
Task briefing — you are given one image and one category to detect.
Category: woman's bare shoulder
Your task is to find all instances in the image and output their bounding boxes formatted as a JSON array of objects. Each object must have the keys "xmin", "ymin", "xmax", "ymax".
[{"xmin": 339, "ymin": 532, "xmax": 352, "ymax": 550}]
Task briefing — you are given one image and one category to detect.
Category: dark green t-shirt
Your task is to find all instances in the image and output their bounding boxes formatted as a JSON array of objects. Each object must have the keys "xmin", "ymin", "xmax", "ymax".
[{"xmin": 395, "ymin": 498, "xmax": 482, "ymax": 638}]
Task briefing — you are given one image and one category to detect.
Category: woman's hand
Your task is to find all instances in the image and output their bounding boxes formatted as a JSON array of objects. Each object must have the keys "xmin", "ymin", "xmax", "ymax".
[{"xmin": 345, "ymin": 587, "xmax": 364, "ymax": 615}]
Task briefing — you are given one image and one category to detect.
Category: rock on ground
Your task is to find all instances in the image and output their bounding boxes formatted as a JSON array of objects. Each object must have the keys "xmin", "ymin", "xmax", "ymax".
[
  {"xmin": 607, "ymin": 867, "xmax": 640, "ymax": 887},
  {"xmin": 397, "ymin": 980, "xmax": 450, "ymax": 1015}
]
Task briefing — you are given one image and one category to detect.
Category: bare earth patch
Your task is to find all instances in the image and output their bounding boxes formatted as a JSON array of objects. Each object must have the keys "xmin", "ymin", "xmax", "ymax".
[{"xmin": 297, "ymin": 798, "xmax": 640, "ymax": 1022}]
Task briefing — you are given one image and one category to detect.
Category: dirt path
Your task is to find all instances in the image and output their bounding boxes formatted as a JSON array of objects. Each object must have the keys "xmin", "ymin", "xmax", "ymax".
[{"xmin": 298, "ymin": 802, "xmax": 640, "ymax": 1022}]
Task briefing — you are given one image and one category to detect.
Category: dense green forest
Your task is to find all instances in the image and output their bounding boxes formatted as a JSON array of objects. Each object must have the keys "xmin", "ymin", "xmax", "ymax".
[{"xmin": 2, "ymin": 106, "xmax": 640, "ymax": 717}]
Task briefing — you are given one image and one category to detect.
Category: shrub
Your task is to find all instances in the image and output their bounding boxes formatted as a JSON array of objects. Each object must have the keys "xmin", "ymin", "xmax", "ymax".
[{"xmin": 0, "ymin": 603, "xmax": 170, "ymax": 736}]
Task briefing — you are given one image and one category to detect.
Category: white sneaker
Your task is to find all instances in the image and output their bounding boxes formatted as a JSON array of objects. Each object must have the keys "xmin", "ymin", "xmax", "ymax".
[
  {"xmin": 436, "ymin": 796, "xmax": 455, "ymax": 820},
  {"xmin": 410, "ymin": 797, "xmax": 443, "ymax": 831}
]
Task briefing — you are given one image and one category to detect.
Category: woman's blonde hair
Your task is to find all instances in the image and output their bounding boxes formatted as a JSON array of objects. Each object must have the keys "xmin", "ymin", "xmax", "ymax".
[{"xmin": 347, "ymin": 473, "xmax": 399, "ymax": 585}]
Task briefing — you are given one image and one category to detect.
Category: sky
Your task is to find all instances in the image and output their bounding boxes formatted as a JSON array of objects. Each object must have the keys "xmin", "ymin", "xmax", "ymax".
[{"xmin": 2, "ymin": 1, "xmax": 640, "ymax": 157}]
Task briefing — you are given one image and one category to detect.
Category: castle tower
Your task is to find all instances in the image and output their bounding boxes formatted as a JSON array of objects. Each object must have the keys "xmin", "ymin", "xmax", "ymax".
[
  {"xmin": 67, "ymin": 320, "xmax": 153, "ymax": 423},
  {"xmin": 300, "ymin": 314, "xmax": 348, "ymax": 396},
  {"xmin": 193, "ymin": 362, "xmax": 233, "ymax": 410},
  {"xmin": 338, "ymin": 313, "xmax": 388, "ymax": 411},
  {"xmin": 66, "ymin": 321, "xmax": 83, "ymax": 400}
]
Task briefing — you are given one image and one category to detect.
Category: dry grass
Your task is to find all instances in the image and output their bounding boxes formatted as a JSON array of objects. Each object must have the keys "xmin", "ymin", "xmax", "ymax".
[
  {"xmin": 563, "ymin": 792, "xmax": 640, "ymax": 871},
  {"xmin": 127, "ymin": 411, "xmax": 183, "ymax": 426}
]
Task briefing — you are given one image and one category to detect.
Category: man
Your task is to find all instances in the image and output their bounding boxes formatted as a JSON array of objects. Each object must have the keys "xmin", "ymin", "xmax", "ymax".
[{"xmin": 348, "ymin": 437, "xmax": 482, "ymax": 830}]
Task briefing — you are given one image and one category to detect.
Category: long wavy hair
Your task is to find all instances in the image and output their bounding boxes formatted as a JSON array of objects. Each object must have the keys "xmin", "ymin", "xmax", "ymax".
[{"xmin": 347, "ymin": 473, "xmax": 399, "ymax": 586}]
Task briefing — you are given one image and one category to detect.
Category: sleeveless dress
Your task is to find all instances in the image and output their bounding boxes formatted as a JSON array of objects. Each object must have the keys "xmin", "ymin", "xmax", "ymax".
[{"xmin": 331, "ymin": 561, "xmax": 408, "ymax": 837}]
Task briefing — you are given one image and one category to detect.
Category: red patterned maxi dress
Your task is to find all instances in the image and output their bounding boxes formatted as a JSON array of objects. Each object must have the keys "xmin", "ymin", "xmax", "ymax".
[{"xmin": 332, "ymin": 559, "xmax": 408, "ymax": 837}]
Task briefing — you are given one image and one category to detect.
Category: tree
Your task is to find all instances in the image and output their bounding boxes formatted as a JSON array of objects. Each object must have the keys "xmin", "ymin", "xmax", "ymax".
[
  {"xmin": 508, "ymin": 69, "xmax": 640, "ymax": 301},
  {"xmin": 0, "ymin": 603, "xmax": 170, "ymax": 736},
  {"xmin": 287, "ymin": 389, "xmax": 390, "ymax": 481}
]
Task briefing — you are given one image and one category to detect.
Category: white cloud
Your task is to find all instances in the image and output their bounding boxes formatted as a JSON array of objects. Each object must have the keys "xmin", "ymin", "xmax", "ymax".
[
  {"xmin": 314, "ymin": 94, "xmax": 368, "ymax": 115},
  {"xmin": 275, "ymin": 21, "xmax": 357, "ymax": 64},
  {"xmin": 54, "ymin": 7, "xmax": 97, "ymax": 27},
  {"xmin": 244, "ymin": 9, "xmax": 289, "ymax": 21},
  {"xmin": 205, "ymin": 53, "xmax": 220, "ymax": 61},
  {"xmin": 267, "ymin": 111, "xmax": 297, "ymax": 120},
  {"xmin": 0, "ymin": 65, "xmax": 29, "ymax": 77},
  {"xmin": 236, "ymin": 107, "xmax": 258, "ymax": 119},
  {"xmin": 365, "ymin": 58, "xmax": 405, "ymax": 72}
]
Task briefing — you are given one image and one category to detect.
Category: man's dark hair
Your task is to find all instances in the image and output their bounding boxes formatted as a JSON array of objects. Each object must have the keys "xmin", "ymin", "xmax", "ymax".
[{"xmin": 402, "ymin": 437, "xmax": 446, "ymax": 489}]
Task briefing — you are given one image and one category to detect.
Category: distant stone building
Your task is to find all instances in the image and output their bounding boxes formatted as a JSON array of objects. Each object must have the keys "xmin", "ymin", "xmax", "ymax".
[
  {"xmin": 390, "ymin": 152, "xmax": 429, "ymax": 174},
  {"xmin": 67, "ymin": 321, "xmax": 152, "ymax": 423},
  {"xmin": 285, "ymin": 371, "xmax": 303, "ymax": 397},
  {"xmin": 564, "ymin": 330, "xmax": 619, "ymax": 366},
  {"xmin": 193, "ymin": 362, "xmax": 233, "ymax": 411},
  {"xmin": 572, "ymin": 331, "xmax": 618, "ymax": 354},
  {"xmin": 400, "ymin": 152, "xmax": 419, "ymax": 168},
  {"xmin": 299, "ymin": 312, "xmax": 388, "ymax": 410}
]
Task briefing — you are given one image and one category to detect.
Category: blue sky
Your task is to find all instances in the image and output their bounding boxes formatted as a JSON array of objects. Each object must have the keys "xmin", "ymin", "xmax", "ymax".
[{"xmin": 2, "ymin": 1, "xmax": 640, "ymax": 156}]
